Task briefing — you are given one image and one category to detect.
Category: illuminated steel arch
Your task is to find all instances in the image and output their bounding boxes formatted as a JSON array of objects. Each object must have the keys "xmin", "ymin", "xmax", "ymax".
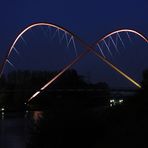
[
  {"xmin": 94, "ymin": 29, "xmax": 148, "ymax": 44},
  {"xmin": 0, "ymin": 22, "xmax": 78, "ymax": 77},
  {"xmin": 0, "ymin": 23, "xmax": 147, "ymax": 102},
  {"xmin": 27, "ymin": 27, "xmax": 147, "ymax": 101},
  {"xmin": 93, "ymin": 29, "xmax": 148, "ymax": 58}
]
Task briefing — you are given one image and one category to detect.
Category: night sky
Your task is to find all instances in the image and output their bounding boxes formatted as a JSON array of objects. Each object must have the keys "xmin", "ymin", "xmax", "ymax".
[{"xmin": 0, "ymin": 0, "xmax": 147, "ymax": 88}]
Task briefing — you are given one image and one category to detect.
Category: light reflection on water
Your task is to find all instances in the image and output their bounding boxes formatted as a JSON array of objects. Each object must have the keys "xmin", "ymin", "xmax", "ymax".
[
  {"xmin": 0, "ymin": 100, "xmax": 147, "ymax": 148},
  {"xmin": 1, "ymin": 112, "xmax": 4, "ymax": 120},
  {"xmin": 32, "ymin": 111, "xmax": 43, "ymax": 123},
  {"xmin": 0, "ymin": 111, "xmax": 44, "ymax": 148},
  {"xmin": 0, "ymin": 110, "xmax": 101, "ymax": 148},
  {"xmin": 0, "ymin": 112, "xmax": 27, "ymax": 148}
]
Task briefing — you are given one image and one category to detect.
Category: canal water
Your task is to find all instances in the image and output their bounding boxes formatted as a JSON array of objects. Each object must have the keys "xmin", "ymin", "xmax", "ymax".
[
  {"xmin": 0, "ymin": 112, "xmax": 27, "ymax": 148},
  {"xmin": 0, "ymin": 110, "xmax": 101, "ymax": 148},
  {"xmin": 1, "ymin": 104, "xmax": 148, "ymax": 148}
]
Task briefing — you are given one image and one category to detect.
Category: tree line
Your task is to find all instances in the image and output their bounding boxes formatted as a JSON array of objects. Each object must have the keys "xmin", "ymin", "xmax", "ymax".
[{"xmin": 0, "ymin": 69, "xmax": 109, "ymax": 110}]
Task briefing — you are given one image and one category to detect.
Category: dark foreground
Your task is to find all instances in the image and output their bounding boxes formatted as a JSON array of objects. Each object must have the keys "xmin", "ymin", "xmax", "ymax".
[{"xmin": 0, "ymin": 100, "xmax": 148, "ymax": 148}]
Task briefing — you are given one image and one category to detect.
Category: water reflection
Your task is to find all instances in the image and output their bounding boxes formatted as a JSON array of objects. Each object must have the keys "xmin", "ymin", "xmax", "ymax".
[
  {"xmin": 1, "ymin": 107, "xmax": 5, "ymax": 120},
  {"xmin": 0, "ymin": 107, "xmax": 103, "ymax": 148},
  {"xmin": 0, "ymin": 112, "xmax": 26, "ymax": 148},
  {"xmin": 1, "ymin": 103, "xmax": 147, "ymax": 148},
  {"xmin": 0, "ymin": 111, "xmax": 44, "ymax": 148},
  {"xmin": 32, "ymin": 111, "xmax": 43, "ymax": 123},
  {"xmin": 26, "ymin": 109, "xmax": 100, "ymax": 148},
  {"xmin": 1, "ymin": 112, "xmax": 4, "ymax": 120}
]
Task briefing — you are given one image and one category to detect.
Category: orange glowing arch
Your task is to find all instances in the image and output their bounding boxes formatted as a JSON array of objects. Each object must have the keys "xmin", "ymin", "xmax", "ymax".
[
  {"xmin": 0, "ymin": 22, "xmax": 147, "ymax": 101},
  {"xmin": 94, "ymin": 29, "xmax": 148, "ymax": 45}
]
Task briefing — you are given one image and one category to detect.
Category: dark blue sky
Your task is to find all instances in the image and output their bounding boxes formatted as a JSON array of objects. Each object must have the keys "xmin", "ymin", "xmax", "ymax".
[{"xmin": 0, "ymin": 0, "xmax": 147, "ymax": 88}]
